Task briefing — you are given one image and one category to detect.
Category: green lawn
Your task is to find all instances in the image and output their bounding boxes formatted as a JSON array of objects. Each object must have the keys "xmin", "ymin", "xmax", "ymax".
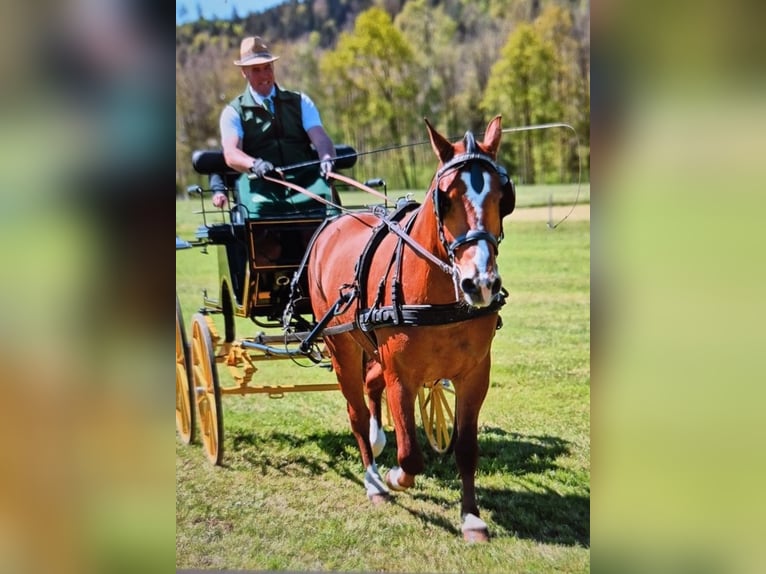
[{"xmin": 176, "ymin": 195, "xmax": 590, "ymax": 572}]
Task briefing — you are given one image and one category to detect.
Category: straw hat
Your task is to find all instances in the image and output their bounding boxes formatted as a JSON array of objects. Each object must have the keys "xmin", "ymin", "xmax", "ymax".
[{"xmin": 233, "ymin": 36, "xmax": 280, "ymax": 66}]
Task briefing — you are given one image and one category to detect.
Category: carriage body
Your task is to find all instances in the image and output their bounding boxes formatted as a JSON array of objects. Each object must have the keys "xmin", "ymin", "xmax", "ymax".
[{"xmin": 199, "ymin": 213, "xmax": 323, "ymax": 328}]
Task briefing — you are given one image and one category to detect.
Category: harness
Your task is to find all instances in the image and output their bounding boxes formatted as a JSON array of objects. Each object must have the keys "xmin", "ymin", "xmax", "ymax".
[{"xmin": 291, "ymin": 141, "xmax": 508, "ymax": 359}]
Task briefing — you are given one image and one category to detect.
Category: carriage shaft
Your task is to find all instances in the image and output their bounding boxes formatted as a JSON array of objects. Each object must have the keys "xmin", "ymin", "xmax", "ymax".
[{"xmin": 220, "ymin": 383, "xmax": 340, "ymax": 396}]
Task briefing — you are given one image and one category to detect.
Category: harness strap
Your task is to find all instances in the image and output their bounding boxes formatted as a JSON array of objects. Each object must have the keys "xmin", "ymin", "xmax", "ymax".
[
  {"xmin": 353, "ymin": 200, "xmax": 420, "ymax": 350},
  {"xmin": 359, "ymin": 288, "xmax": 507, "ymax": 331},
  {"xmin": 389, "ymin": 212, "xmax": 418, "ymax": 326},
  {"xmin": 384, "ymin": 217, "xmax": 453, "ymax": 275},
  {"xmin": 448, "ymin": 229, "xmax": 499, "ymax": 256},
  {"xmin": 315, "ymin": 290, "xmax": 507, "ymax": 337},
  {"xmin": 390, "ymin": 236, "xmax": 405, "ymax": 326},
  {"xmin": 435, "ymin": 152, "xmax": 501, "ymax": 181},
  {"xmin": 298, "ymin": 284, "xmax": 357, "ymax": 356}
]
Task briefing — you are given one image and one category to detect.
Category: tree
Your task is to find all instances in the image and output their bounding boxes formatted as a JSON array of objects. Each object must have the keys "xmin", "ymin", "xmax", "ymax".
[
  {"xmin": 176, "ymin": 34, "xmax": 242, "ymax": 186},
  {"xmin": 535, "ymin": 4, "xmax": 587, "ymax": 182},
  {"xmin": 320, "ymin": 7, "xmax": 421, "ymax": 188},
  {"xmin": 481, "ymin": 22, "xmax": 557, "ymax": 183},
  {"xmin": 394, "ymin": 0, "xmax": 460, "ymax": 135}
]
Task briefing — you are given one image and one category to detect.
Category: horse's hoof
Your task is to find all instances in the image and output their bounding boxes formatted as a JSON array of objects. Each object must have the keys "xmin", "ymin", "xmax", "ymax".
[
  {"xmin": 364, "ymin": 464, "xmax": 390, "ymax": 500},
  {"xmin": 368, "ymin": 492, "xmax": 391, "ymax": 506},
  {"xmin": 463, "ymin": 528, "xmax": 490, "ymax": 543},
  {"xmin": 384, "ymin": 467, "xmax": 409, "ymax": 491},
  {"xmin": 461, "ymin": 513, "xmax": 490, "ymax": 543}
]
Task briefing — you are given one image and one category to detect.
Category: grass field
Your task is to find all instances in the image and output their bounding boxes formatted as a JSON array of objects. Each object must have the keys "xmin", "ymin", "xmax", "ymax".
[{"xmin": 176, "ymin": 190, "xmax": 590, "ymax": 573}]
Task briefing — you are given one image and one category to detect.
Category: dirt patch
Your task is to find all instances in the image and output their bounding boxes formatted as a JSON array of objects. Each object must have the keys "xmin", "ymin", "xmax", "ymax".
[{"xmin": 509, "ymin": 204, "xmax": 590, "ymax": 222}]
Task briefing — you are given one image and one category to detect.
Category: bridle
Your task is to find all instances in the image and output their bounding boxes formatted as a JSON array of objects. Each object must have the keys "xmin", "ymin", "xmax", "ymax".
[{"xmin": 431, "ymin": 131, "xmax": 507, "ymax": 264}]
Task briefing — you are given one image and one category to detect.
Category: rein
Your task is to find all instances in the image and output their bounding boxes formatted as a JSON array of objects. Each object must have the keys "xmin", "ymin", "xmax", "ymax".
[
  {"xmin": 260, "ymin": 144, "xmax": 507, "ymax": 279},
  {"xmin": 261, "ymin": 170, "xmax": 456, "ymax": 276},
  {"xmin": 326, "ymin": 172, "xmax": 454, "ymax": 275}
]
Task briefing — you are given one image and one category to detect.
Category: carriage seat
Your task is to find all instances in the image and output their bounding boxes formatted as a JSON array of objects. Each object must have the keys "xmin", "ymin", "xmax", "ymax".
[
  {"xmin": 192, "ymin": 145, "xmax": 357, "ymax": 220},
  {"xmin": 191, "ymin": 145, "xmax": 358, "ymax": 176}
]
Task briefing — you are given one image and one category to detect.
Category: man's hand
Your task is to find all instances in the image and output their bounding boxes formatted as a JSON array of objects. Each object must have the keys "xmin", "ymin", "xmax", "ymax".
[
  {"xmin": 212, "ymin": 192, "xmax": 228, "ymax": 208},
  {"xmin": 320, "ymin": 159, "xmax": 334, "ymax": 179},
  {"xmin": 250, "ymin": 158, "xmax": 275, "ymax": 178}
]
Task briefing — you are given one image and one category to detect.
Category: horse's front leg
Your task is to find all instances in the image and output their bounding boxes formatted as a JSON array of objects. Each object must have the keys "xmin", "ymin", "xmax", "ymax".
[
  {"xmin": 383, "ymin": 375, "xmax": 424, "ymax": 491},
  {"xmin": 454, "ymin": 359, "xmax": 492, "ymax": 542}
]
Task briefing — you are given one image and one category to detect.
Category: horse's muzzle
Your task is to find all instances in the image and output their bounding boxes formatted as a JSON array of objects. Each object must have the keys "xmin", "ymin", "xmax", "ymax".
[{"xmin": 459, "ymin": 272, "xmax": 502, "ymax": 308}]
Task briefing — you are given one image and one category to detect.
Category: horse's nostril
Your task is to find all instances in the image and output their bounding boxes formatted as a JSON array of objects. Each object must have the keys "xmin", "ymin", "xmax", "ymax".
[
  {"xmin": 491, "ymin": 277, "xmax": 502, "ymax": 295},
  {"xmin": 460, "ymin": 277, "xmax": 478, "ymax": 294}
]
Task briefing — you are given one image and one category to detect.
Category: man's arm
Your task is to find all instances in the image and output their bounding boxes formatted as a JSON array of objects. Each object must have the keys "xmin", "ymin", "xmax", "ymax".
[
  {"xmin": 221, "ymin": 131, "xmax": 257, "ymax": 173},
  {"xmin": 307, "ymin": 125, "xmax": 335, "ymax": 161},
  {"xmin": 220, "ymin": 104, "xmax": 266, "ymax": 173},
  {"xmin": 307, "ymin": 125, "xmax": 335, "ymax": 177},
  {"xmin": 214, "ymin": 106, "xmax": 274, "ymax": 208}
]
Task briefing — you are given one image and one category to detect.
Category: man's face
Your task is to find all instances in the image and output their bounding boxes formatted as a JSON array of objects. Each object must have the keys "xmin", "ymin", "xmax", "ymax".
[{"xmin": 242, "ymin": 62, "xmax": 275, "ymax": 96}]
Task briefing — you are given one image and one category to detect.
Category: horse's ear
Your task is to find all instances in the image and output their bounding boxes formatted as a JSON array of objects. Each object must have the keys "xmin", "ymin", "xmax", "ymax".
[
  {"xmin": 424, "ymin": 117, "xmax": 454, "ymax": 164},
  {"xmin": 482, "ymin": 115, "xmax": 503, "ymax": 158}
]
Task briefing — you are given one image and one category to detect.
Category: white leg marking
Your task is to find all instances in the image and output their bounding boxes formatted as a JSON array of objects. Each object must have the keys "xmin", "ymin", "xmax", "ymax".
[
  {"xmin": 369, "ymin": 416, "xmax": 386, "ymax": 458},
  {"xmin": 364, "ymin": 464, "xmax": 389, "ymax": 498},
  {"xmin": 385, "ymin": 466, "xmax": 409, "ymax": 491},
  {"xmin": 461, "ymin": 513, "xmax": 488, "ymax": 533}
]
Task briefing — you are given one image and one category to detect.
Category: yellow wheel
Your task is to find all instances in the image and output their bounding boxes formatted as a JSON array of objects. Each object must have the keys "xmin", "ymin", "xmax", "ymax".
[
  {"xmin": 418, "ymin": 379, "xmax": 457, "ymax": 454},
  {"xmin": 176, "ymin": 296, "xmax": 195, "ymax": 444},
  {"xmin": 379, "ymin": 390, "xmax": 395, "ymax": 430},
  {"xmin": 191, "ymin": 313, "xmax": 224, "ymax": 465}
]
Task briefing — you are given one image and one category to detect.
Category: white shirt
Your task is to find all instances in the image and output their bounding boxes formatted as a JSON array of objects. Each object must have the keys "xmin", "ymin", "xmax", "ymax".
[{"xmin": 219, "ymin": 84, "xmax": 323, "ymax": 143}]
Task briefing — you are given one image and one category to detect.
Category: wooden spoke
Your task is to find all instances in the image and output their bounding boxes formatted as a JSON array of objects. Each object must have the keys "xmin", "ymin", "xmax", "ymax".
[
  {"xmin": 191, "ymin": 314, "xmax": 224, "ymax": 465},
  {"xmin": 175, "ymin": 296, "xmax": 195, "ymax": 444},
  {"xmin": 418, "ymin": 379, "xmax": 456, "ymax": 454}
]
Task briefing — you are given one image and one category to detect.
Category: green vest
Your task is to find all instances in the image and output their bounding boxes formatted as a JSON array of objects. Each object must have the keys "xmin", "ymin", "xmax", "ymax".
[
  {"xmin": 229, "ymin": 86, "xmax": 315, "ymax": 167},
  {"xmin": 229, "ymin": 86, "xmax": 337, "ymax": 218}
]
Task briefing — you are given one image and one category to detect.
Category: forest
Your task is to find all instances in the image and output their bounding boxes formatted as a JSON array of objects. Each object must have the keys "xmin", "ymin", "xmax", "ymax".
[{"xmin": 176, "ymin": 0, "xmax": 590, "ymax": 192}]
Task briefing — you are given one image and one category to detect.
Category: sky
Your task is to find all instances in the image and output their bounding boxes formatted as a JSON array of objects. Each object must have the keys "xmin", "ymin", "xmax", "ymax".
[{"xmin": 177, "ymin": 0, "xmax": 286, "ymax": 24}]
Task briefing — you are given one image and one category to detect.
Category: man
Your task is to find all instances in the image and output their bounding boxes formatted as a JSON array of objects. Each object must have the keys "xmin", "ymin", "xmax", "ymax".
[{"xmin": 213, "ymin": 36, "xmax": 338, "ymax": 217}]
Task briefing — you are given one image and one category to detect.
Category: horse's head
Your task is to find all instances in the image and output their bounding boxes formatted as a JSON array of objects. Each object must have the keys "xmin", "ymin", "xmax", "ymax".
[{"xmin": 425, "ymin": 115, "xmax": 515, "ymax": 308}]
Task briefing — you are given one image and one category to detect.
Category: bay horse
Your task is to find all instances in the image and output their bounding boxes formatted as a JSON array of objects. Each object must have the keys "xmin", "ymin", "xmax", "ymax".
[{"xmin": 306, "ymin": 116, "xmax": 515, "ymax": 541}]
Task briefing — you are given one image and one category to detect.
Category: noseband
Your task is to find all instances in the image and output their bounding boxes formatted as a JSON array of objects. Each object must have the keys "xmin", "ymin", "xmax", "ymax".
[{"xmin": 432, "ymin": 132, "xmax": 507, "ymax": 261}]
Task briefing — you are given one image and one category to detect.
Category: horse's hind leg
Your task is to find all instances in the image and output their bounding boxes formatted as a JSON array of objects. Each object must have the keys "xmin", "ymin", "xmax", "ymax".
[
  {"xmin": 453, "ymin": 360, "xmax": 492, "ymax": 542},
  {"xmin": 325, "ymin": 335, "xmax": 389, "ymax": 502},
  {"xmin": 364, "ymin": 358, "xmax": 387, "ymax": 457}
]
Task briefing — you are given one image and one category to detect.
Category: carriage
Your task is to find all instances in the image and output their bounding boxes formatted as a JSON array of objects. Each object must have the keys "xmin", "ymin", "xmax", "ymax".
[
  {"xmin": 176, "ymin": 145, "xmax": 458, "ymax": 466},
  {"xmin": 176, "ymin": 116, "xmax": 515, "ymax": 541}
]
